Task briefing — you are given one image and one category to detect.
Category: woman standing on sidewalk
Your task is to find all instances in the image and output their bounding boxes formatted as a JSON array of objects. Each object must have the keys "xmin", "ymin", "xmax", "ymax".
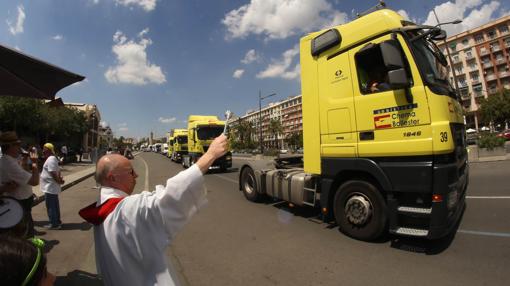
[{"xmin": 40, "ymin": 143, "xmax": 64, "ymax": 230}]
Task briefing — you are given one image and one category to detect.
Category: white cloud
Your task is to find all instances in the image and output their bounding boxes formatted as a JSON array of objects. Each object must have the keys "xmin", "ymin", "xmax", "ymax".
[
  {"xmin": 423, "ymin": 0, "xmax": 505, "ymax": 36},
  {"xmin": 52, "ymin": 34, "xmax": 63, "ymax": 41},
  {"xmin": 6, "ymin": 5, "xmax": 25, "ymax": 35},
  {"xmin": 119, "ymin": 127, "xmax": 129, "ymax": 132},
  {"xmin": 222, "ymin": 0, "xmax": 348, "ymax": 40},
  {"xmin": 114, "ymin": 0, "xmax": 157, "ymax": 12},
  {"xmin": 257, "ymin": 45, "xmax": 300, "ymax": 80},
  {"xmin": 241, "ymin": 49, "xmax": 259, "ymax": 64},
  {"xmin": 397, "ymin": 9, "xmax": 411, "ymax": 21},
  {"xmin": 105, "ymin": 29, "xmax": 166, "ymax": 85},
  {"xmin": 233, "ymin": 69, "xmax": 245, "ymax": 79},
  {"xmin": 158, "ymin": 117, "xmax": 177, "ymax": 124}
]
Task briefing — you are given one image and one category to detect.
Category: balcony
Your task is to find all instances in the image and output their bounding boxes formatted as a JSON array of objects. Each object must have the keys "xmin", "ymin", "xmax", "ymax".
[
  {"xmin": 495, "ymin": 58, "xmax": 506, "ymax": 65},
  {"xmin": 482, "ymin": 62, "xmax": 493, "ymax": 68},
  {"xmin": 473, "ymin": 91, "xmax": 484, "ymax": 98},
  {"xmin": 480, "ymin": 49, "xmax": 489, "ymax": 55},
  {"xmin": 485, "ymin": 74, "xmax": 497, "ymax": 81},
  {"xmin": 471, "ymin": 78, "xmax": 480, "ymax": 84},
  {"xmin": 488, "ymin": 88, "xmax": 498, "ymax": 94},
  {"xmin": 491, "ymin": 46, "xmax": 501, "ymax": 52},
  {"xmin": 499, "ymin": 71, "xmax": 510, "ymax": 78},
  {"xmin": 465, "ymin": 54, "xmax": 474, "ymax": 60}
]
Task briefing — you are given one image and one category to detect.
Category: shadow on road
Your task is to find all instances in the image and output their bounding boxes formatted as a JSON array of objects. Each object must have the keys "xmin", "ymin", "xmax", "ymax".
[
  {"xmin": 205, "ymin": 167, "xmax": 239, "ymax": 175},
  {"xmin": 60, "ymin": 222, "xmax": 93, "ymax": 231},
  {"xmin": 390, "ymin": 204, "xmax": 466, "ymax": 255},
  {"xmin": 34, "ymin": 221, "xmax": 92, "ymax": 231},
  {"xmin": 41, "ymin": 239, "xmax": 59, "ymax": 254},
  {"xmin": 55, "ymin": 270, "xmax": 103, "ymax": 286}
]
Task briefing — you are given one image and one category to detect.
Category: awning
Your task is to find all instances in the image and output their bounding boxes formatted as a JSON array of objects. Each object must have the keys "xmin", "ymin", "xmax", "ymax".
[{"xmin": 0, "ymin": 44, "xmax": 85, "ymax": 100}]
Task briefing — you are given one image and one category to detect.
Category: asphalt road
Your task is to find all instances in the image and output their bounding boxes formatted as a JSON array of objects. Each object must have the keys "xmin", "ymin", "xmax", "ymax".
[
  {"xmin": 33, "ymin": 152, "xmax": 510, "ymax": 285},
  {"xmin": 135, "ymin": 152, "xmax": 510, "ymax": 286}
]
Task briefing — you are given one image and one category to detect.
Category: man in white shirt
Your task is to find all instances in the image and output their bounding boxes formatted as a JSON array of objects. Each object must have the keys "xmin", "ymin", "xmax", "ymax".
[
  {"xmin": 0, "ymin": 131, "xmax": 40, "ymax": 237},
  {"xmin": 40, "ymin": 143, "xmax": 64, "ymax": 229},
  {"xmin": 79, "ymin": 134, "xmax": 228, "ymax": 286}
]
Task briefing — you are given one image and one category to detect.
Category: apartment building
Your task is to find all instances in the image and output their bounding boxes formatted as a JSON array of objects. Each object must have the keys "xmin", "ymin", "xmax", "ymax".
[
  {"xmin": 233, "ymin": 95, "xmax": 302, "ymax": 149},
  {"xmin": 437, "ymin": 14, "xmax": 510, "ymax": 130}
]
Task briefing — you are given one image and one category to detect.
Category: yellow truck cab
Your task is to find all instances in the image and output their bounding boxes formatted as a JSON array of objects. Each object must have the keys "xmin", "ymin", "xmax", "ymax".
[
  {"xmin": 238, "ymin": 8, "xmax": 468, "ymax": 241},
  {"xmin": 170, "ymin": 128, "xmax": 188, "ymax": 162},
  {"xmin": 183, "ymin": 115, "xmax": 232, "ymax": 171}
]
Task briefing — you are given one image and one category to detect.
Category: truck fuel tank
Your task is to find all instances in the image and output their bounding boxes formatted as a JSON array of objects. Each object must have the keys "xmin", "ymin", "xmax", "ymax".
[{"xmin": 263, "ymin": 169, "xmax": 317, "ymax": 207}]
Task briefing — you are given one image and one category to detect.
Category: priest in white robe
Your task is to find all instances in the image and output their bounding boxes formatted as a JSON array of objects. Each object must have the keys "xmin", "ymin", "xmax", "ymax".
[{"xmin": 80, "ymin": 135, "xmax": 228, "ymax": 286}]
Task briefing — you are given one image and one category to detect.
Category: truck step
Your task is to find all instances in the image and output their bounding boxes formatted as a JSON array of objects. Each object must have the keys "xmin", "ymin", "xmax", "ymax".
[
  {"xmin": 397, "ymin": 206, "xmax": 432, "ymax": 215},
  {"xmin": 394, "ymin": 227, "xmax": 429, "ymax": 237}
]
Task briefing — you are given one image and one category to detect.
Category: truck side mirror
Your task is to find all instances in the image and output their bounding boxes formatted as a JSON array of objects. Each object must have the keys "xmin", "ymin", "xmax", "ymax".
[
  {"xmin": 388, "ymin": 68, "xmax": 410, "ymax": 89},
  {"xmin": 380, "ymin": 40, "xmax": 411, "ymax": 89},
  {"xmin": 380, "ymin": 40, "xmax": 405, "ymax": 70}
]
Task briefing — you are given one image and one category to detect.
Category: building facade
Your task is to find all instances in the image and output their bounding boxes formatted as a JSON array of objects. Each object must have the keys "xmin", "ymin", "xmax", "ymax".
[
  {"xmin": 233, "ymin": 95, "xmax": 302, "ymax": 149},
  {"xmin": 437, "ymin": 15, "xmax": 510, "ymax": 130}
]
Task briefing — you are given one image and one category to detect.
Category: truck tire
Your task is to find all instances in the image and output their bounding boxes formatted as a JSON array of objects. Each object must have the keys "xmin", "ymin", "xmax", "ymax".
[
  {"xmin": 240, "ymin": 167, "xmax": 261, "ymax": 202},
  {"xmin": 333, "ymin": 180, "xmax": 387, "ymax": 241}
]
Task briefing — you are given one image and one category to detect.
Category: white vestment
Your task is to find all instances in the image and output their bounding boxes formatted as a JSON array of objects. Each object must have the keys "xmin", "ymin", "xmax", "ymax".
[{"xmin": 94, "ymin": 165, "xmax": 206, "ymax": 286}]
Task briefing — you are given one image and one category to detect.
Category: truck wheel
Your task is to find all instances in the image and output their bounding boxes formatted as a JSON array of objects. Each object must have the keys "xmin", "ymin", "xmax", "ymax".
[
  {"xmin": 182, "ymin": 157, "xmax": 188, "ymax": 169},
  {"xmin": 333, "ymin": 180, "xmax": 387, "ymax": 241},
  {"xmin": 241, "ymin": 167, "xmax": 261, "ymax": 202}
]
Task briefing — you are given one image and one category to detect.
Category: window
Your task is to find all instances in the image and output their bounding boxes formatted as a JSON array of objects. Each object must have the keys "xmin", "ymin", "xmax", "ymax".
[
  {"xmin": 487, "ymin": 30, "xmax": 496, "ymax": 39},
  {"xmin": 462, "ymin": 39, "xmax": 469, "ymax": 46},
  {"xmin": 449, "ymin": 42, "xmax": 457, "ymax": 51},
  {"xmin": 355, "ymin": 41, "xmax": 408, "ymax": 95},
  {"xmin": 475, "ymin": 34, "xmax": 484, "ymax": 43},
  {"xmin": 465, "ymin": 50, "xmax": 472, "ymax": 58},
  {"xmin": 498, "ymin": 25, "xmax": 509, "ymax": 35},
  {"xmin": 453, "ymin": 55, "xmax": 459, "ymax": 62}
]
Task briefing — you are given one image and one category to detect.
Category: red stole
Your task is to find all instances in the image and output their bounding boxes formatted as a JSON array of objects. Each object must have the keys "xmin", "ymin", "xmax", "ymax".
[{"xmin": 79, "ymin": 198, "xmax": 124, "ymax": 225}]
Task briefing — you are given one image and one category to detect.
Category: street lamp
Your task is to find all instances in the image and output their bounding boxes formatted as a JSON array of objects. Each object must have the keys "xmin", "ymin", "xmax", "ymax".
[
  {"xmin": 432, "ymin": 9, "xmax": 463, "ymax": 98},
  {"xmin": 259, "ymin": 91, "xmax": 276, "ymax": 154}
]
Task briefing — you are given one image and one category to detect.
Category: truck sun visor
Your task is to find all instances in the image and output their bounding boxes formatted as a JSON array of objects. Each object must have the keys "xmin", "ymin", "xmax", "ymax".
[{"xmin": 311, "ymin": 29, "xmax": 341, "ymax": 57}]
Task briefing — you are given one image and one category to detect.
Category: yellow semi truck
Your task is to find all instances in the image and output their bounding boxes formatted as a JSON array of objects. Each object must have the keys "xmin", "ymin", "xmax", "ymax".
[
  {"xmin": 167, "ymin": 134, "xmax": 174, "ymax": 159},
  {"xmin": 238, "ymin": 7, "xmax": 468, "ymax": 241},
  {"xmin": 183, "ymin": 115, "xmax": 232, "ymax": 171},
  {"xmin": 170, "ymin": 128, "xmax": 188, "ymax": 162}
]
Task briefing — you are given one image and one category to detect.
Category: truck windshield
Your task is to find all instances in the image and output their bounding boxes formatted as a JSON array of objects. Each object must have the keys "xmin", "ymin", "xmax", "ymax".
[
  {"xmin": 406, "ymin": 30, "xmax": 457, "ymax": 100},
  {"xmin": 196, "ymin": 126, "xmax": 223, "ymax": 140},
  {"xmin": 176, "ymin": 136, "xmax": 187, "ymax": 144}
]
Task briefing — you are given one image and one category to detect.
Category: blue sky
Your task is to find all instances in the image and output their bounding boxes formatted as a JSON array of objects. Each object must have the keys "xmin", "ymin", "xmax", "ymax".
[{"xmin": 1, "ymin": 0, "xmax": 509, "ymax": 139}]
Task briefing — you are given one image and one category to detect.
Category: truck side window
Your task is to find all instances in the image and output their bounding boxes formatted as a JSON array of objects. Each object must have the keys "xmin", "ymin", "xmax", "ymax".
[{"xmin": 355, "ymin": 44, "xmax": 392, "ymax": 95}]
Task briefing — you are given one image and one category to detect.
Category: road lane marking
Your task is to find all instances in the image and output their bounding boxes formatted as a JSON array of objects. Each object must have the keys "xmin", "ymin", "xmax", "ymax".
[
  {"xmin": 458, "ymin": 229, "xmax": 510, "ymax": 238},
  {"xmin": 466, "ymin": 196, "xmax": 510, "ymax": 199},
  {"xmin": 213, "ymin": 174, "xmax": 238, "ymax": 184},
  {"xmin": 139, "ymin": 156, "xmax": 150, "ymax": 192}
]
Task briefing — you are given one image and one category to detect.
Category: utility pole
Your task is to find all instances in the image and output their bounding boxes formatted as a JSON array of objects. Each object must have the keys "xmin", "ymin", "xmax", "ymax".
[{"xmin": 258, "ymin": 91, "xmax": 276, "ymax": 154}]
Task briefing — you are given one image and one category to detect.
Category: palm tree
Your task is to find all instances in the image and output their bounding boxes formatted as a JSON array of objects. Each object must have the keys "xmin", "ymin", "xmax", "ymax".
[{"xmin": 268, "ymin": 118, "xmax": 283, "ymax": 150}]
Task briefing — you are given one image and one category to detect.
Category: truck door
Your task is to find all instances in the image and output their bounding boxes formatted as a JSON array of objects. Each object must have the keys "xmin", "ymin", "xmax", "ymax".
[
  {"xmin": 349, "ymin": 34, "xmax": 432, "ymax": 157},
  {"xmin": 317, "ymin": 50, "xmax": 357, "ymax": 157}
]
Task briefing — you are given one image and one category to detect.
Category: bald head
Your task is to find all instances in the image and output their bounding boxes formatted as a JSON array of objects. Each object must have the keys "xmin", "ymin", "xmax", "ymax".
[{"xmin": 96, "ymin": 154, "xmax": 137, "ymax": 194}]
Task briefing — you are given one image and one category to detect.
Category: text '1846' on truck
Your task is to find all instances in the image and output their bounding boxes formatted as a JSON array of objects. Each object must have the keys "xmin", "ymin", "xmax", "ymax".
[
  {"xmin": 183, "ymin": 115, "xmax": 232, "ymax": 171},
  {"xmin": 238, "ymin": 7, "xmax": 468, "ymax": 241}
]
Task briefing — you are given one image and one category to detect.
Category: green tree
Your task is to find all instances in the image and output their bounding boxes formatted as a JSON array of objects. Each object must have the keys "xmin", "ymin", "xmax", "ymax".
[
  {"xmin": 285, "ymin": 131, "xmax": 303, "ymax": 151},
  {"xmin": 268, "ymin": 118, "xmax": 283, "ymax": 150},
  {"xmin": 0, "ymin": 96, "xmax": 88, "ymax": 148},
  {"xmin": 478, "ymin": 89, "xmax": 510, "ymax": 129}
]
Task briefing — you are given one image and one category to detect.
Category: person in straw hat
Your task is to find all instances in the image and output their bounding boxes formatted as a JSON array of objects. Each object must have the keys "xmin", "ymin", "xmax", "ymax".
[{"xmin": 0, "ymin": 131, "xmax": 40, "ymax": 237}]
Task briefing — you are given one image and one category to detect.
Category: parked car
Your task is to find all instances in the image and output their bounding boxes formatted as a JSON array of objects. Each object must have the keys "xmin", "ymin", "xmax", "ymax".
[
  {"xmin": 496, "ymin": 129, "xmax": 510, "ymax": 141},
  {"xmin": 279, "ymin": 149, "xmax": 288, "ymax": 154},
  {"xmin": 296, "ymin": 148, "xmax": 304, "ymax": 154}
]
